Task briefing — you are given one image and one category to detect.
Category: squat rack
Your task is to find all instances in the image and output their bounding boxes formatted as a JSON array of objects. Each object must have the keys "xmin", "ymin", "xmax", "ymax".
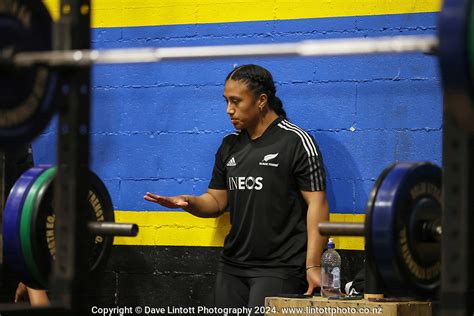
[{"xmin": 0, "ymin": 0, "xmax": 473, "ymax": 315}]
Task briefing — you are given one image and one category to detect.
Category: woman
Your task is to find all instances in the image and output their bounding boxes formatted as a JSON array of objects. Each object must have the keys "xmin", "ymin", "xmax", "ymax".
[{"xmin": 145, "ymin": 64, "xmax": 329, "ymax": 310}]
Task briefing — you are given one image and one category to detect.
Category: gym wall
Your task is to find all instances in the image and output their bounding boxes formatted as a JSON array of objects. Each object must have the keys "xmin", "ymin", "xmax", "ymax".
[{"xmin": 33, "ymin": 0, "xmax": 442, "ymax": 308}]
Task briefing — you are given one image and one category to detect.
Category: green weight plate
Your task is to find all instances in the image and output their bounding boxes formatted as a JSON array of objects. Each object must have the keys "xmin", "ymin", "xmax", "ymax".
[
  {"xmin": 28, "ymin": 167, "xmax": 115, "ymax": 288},
  {"xmin": 29, "ymin": 167, "xmax": 57, "ymax": 287},
  {"xmin": 20, "ymin": 167, "xmax": 56, "ymax": 288},
  {"xmin": 30, "ymin": 169, "xmax": 56, "ymax": 288}
]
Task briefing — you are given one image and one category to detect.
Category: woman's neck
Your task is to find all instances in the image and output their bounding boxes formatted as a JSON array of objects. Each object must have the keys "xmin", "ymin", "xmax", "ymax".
[{"xmin": 247, "ymin": 111, "xmax": 279, "ymax": 140}]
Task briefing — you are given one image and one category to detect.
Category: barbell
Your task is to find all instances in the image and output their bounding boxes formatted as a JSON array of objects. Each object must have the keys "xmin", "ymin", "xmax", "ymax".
[
  {"xmin": 0, "ymin": 0, "xmax": 473, "ymax": 147},
  {"xmin": 2, "ymin": 165, "xmax": 138, "ymax": 289},
  {"xmin": 319, "ymin": 162, "xmax": 442, "ymax": 298}
]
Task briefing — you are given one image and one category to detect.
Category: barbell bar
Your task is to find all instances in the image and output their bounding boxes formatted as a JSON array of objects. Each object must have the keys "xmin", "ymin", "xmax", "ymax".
[
  {"xmin": 88, "ymin": 222, "xmax": 138, "ymax": 237},
  {"xmin": 318, "ymin": 222, "xmax": 365, "ymax": 236},
  {"xmin": 3, "ymin": 35, "xmax": 439, "ymax": 67},
  {"xmin": 319, "ymin": 221, "xmax": 442, "ymax": 241}
]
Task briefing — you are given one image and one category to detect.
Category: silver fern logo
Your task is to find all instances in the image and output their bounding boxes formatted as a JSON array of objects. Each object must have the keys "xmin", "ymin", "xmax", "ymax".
[
  {"xmin": 259, "ymin": 153, "xmax": 279, "ymax": 167},
  {"xmin": 263, "ymin": 153, "xmax": 279, "ymax": 162}
]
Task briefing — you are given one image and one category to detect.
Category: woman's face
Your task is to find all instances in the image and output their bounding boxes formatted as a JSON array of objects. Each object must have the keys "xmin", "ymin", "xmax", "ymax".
[{"xmin": 223, "ymin": 79, "xmax": 261, "ymax": 130}]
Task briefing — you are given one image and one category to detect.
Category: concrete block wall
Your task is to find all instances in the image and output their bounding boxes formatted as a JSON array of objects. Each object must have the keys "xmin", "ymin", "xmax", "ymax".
[{"xmin": 33, "ymin": 0, "xmax": 442, "ymax": 309}]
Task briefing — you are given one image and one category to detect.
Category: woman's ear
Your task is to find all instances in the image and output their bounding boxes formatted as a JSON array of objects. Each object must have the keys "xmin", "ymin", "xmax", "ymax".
[{"xmin": 258, "ymin": 93, "xmax": 268, "ymax": 107}]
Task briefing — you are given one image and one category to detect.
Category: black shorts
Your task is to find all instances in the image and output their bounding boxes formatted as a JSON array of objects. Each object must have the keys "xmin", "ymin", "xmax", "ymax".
[{"xmin": 214, "ymin": 270, "xmax": 307, "ymax": 315}]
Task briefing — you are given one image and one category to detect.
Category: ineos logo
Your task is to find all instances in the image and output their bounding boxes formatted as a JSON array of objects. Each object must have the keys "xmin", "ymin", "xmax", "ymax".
[{"xmin": 228, "ymin": 176, "xmax": 263, "ymax": 191}]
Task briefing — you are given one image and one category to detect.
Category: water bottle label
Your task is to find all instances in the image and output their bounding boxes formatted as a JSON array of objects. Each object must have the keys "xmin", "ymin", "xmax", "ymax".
[{"xmin": 332, "ymin": 267, "xmax": 340, "ymax": 288}]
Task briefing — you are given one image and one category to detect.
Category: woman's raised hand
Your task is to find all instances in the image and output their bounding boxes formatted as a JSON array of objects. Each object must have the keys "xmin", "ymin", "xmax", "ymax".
[{"xmin": 144, "ymin": 192, "xmax": 189, "ymax": 208}]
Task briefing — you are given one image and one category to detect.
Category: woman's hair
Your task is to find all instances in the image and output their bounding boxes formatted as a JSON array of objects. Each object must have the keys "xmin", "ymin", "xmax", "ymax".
[{"xmin": 226, "ymin": 64, "xmax": 287, "ymax": 118}]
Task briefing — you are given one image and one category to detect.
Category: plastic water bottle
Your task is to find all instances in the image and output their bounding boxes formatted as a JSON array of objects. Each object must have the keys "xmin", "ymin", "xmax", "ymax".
[{"xmin": 320, "ymin": 238, "xmax": 342, "ymax": 297}]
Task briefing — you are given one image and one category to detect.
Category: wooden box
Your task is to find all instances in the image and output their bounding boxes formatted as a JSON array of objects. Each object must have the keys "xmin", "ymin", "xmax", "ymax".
[{"xmin": 265, "ymin": 296, "xmax": 432, "ymax": 316}]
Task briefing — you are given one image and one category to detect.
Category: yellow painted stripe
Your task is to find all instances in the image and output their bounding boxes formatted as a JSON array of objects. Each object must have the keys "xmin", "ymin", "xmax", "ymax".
[
  {"xmin": 114, "ymin": 211, "xmax": 365, "ymax": 251},
  {"xmin": 329, "ymin": 213, "xmax": 365, "ymax": 251},
  {"xmin": 43, "ymin": 0, "xmax": 441, "ymax": 28},
  {"xmin": 43, "ymin": 0, "xmax": 60, "ymax": 22},
  {"xmin": 114, "ymin": 211, "xmax": 231, "ymax": 247}
]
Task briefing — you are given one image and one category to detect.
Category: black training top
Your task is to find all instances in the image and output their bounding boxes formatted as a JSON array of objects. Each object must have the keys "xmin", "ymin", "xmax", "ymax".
[{"xmin": 209, "ymin": 116, "xmax": 326, "ymax": 278}]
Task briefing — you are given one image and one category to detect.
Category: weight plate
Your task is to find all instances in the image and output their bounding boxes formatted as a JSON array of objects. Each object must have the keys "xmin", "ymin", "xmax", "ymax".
[
  {"xmin": 364, "ymin": 163, "xmax": 396, "ymax": 287},
  {"xmin": 20, "ymin": 166, "xmax": 56, "ymax": 288},
  {"xmin": 469, "ymin": 0, "xmax": 474, "ymax": 85},
  {"xmin": 28, "ymin": 167, "xmax": 115, "ymax": 288},
  {"xmin": 2, "ymin": 166, "xmax": 48, "ymax": 287},
  {"xmin": 370, "ymin": 162, "xmax": 441, "ymax": 298},
  {"xmin": 0, "ymin": 0, "xmax": 58, "ymax": 148},
  {"xmin": 30, "ymin": 169, "xmax": 56, "ymax": 287},
  {"xmin": 86, "ymin": 170, "xmax": 115, "ymax": 273},
  {"xmin": 408, "ymin": 197, "xmax": 441, "ymax": 266},
  {"xmin": 439, "ymin": 0, "xmax": 471, "ymax": 98},
  {"xmin": 365, "ymin": 163, "xmax": 396, "ymax": 229}
]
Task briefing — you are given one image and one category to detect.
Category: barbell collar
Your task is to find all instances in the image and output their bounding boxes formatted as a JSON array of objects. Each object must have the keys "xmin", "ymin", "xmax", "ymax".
[
  {"xmin": 421, "ymin": 221, "xmax": 442, "ymax": 242},
  {"xmin": 8, "ymin": 35, "xmax": 438, "ymax": 67},
  {"xmin": 318, "ymin": 222, "xmax": 366, "ymax": 236},
  {"xmin": 88, "ymin": 222, "xmax": 139, "ymax": 237}
]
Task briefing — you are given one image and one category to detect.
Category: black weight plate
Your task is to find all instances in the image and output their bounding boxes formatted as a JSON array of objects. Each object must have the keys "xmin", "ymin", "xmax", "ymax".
[
  {"xmin": 86, "ymin": 171, "xmax": 115, "ymax": 272},
  {"xmin": 0, "ymin": 0, "xmax": 58, "ymax": 148},
  {"xmin": 2, "ymin": 165, "xmax": 48, "ymax": 288},
  {"xmin": 371, "ymin": 162, "xmax": 441, "ymax": 298},
  {"xmin": 86, "ymin": 171, "xmax": 115, "ymax": 273},
  {"xmin": 30, "ymin": 167, "xmax": 115, "ymax": 288},
  {"xmin": 439, "ymin": 0, "xmax": 471, "ymax": 98}
]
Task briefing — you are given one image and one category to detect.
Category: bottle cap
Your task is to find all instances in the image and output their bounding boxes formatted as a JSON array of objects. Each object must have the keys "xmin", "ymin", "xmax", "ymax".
[{"xmin": 328, "ymin": 238, "xmax": 335, "ymax": 249}]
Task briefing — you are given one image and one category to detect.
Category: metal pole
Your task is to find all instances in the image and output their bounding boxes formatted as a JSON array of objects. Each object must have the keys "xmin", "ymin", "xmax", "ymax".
[{"xmin": 50, "ymin": 0, "xmax": 91, "ymax": 314}]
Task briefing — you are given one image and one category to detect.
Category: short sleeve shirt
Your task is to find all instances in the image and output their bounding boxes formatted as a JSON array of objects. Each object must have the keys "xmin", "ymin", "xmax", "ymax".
[{"xmin": 209, "ymin": 117, "xmax": 326, "ymax": 278}]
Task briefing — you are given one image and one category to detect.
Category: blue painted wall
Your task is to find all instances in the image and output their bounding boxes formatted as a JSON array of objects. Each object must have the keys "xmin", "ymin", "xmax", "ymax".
[{"xmin": 33, "ymin": 12, "xmax": 442, "ymax": 214}]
